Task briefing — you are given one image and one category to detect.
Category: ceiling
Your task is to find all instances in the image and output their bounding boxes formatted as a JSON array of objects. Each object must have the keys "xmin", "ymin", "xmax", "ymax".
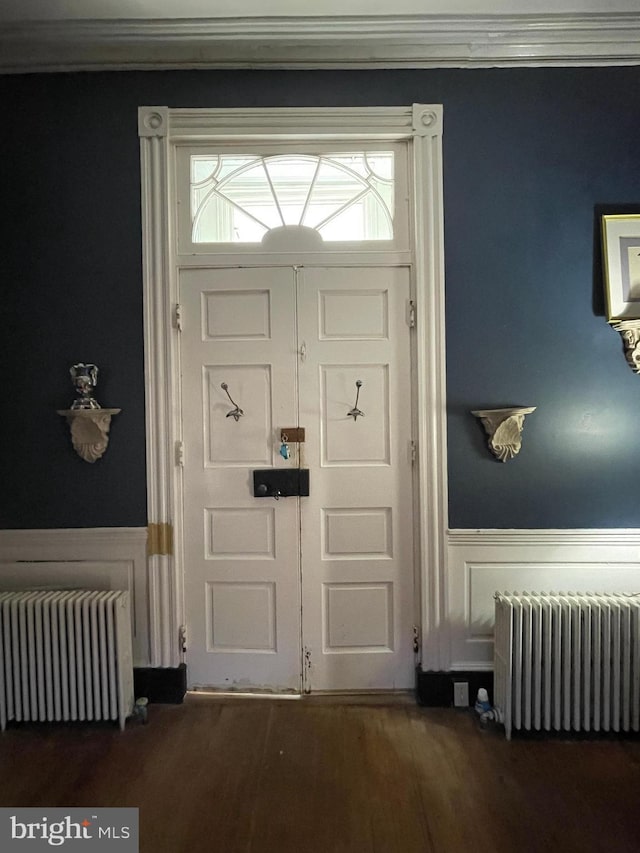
[{"xmin": 1, "ymin": 1, "xmax": 640, "ymax": 73}]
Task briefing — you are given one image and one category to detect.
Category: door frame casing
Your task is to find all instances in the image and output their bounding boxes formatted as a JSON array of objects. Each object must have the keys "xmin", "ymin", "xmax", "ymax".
[{"xmin": 139, "ymin": 104, "xmax": 449, "ymax": 673}]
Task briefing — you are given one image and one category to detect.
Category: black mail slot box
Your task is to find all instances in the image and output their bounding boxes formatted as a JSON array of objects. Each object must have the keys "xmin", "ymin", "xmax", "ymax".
[{"xmin": 253, "ymin": 468, "xmax": 310, "ymax": 498}]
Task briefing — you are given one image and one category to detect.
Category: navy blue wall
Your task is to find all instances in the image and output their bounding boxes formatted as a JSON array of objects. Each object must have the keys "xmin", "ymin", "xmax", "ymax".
[{"xmin": 1, "ymin": 68, "xmax": 639, "ymax": 529}]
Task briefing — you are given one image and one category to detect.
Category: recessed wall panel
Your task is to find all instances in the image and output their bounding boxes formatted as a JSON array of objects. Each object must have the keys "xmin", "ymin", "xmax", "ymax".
[
  {"xmin": 207, "ymin": 581, "xmax": 276, "ymax": 652},
  {"xmin": 319, "ymin": 289, "xmax": 389, "ymax": 340},
  {"xmin": 202, "ymin": 290, "xmax": 271, "ymax": 340},
  {"xmin": 204, "ymin": 364, "xmax": 272, "ymax": 467},
  {"xmin": 466, "ymin": 561, "xmax": 640, "ymax": 643},
  {"xmin": 449, "ymin": 534, "xmax": 640, "ymax": 670},
  {"xmin": 323, "ymin": 508, "xmax": 392, "ymax": 559},
  {"xmin": 323, "ymin": 583, "xmax": 393, "ymax": 652},
  {"xmin": 205, "ymin": 508, "xmax": 275, "ymax": 560},
  {"xmin": 321, "ymin": 364, "xmax": 390, "ymax": 466}
]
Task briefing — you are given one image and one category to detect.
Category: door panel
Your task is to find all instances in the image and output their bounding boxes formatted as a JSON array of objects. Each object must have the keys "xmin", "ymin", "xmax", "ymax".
[
  {"xmin": 298, "ymin": 267, "xmax": 414, "ymax": 690},
  {"xmin": 181, "ymin": 267, "xmax": 301, "ymax": 691},
  {"xmin": 181, "ymin": 264, "xmax": 414, "ymax": 693}
]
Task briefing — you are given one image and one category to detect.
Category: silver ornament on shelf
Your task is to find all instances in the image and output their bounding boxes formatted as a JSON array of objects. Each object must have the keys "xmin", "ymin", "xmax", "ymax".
[{"xmin": 70, "ymin": 363, "xmax": 101, "ymax": 410}]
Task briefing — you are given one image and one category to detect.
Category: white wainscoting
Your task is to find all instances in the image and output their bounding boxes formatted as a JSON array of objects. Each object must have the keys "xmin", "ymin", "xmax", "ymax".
[
  {"xmin": 446, "ymin": 529, "xmax": 640, "ymax": 671},
  {"xmin": 0, "ymin": 528, "xmax": 149, "ymax": 667}
]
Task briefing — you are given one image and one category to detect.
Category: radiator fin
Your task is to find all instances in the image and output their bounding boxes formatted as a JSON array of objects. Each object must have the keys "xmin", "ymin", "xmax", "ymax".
[
  {"xmin": 494, "ymin": 592, "xmax": 640, "ymax": 740},
  {"xmin": 0, "ymin": 590, "xmax": 134, "ymax": 730}
]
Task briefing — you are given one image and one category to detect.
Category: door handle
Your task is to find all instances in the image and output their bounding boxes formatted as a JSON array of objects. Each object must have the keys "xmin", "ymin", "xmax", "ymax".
[{"xmin": 255, "ymin": 483, "xmax": 282, "ymax": 500}]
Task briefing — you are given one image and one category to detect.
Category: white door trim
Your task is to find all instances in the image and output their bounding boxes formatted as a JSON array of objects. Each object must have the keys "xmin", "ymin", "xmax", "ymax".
[{"xmin": 139, "ymin": 104, "xmax": 449, "ymax": 671}]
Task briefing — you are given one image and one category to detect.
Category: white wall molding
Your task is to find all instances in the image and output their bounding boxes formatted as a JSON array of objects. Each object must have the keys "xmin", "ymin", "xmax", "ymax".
[
  {"xmin": 448, "ymin": 528, "xmax": 640, "ymax": 547},
  {"xmin": 446, "ymin": 528, "xmax": 640, "ymax": 671},
  {"xmin": 0, "ymin": 527, "xmax": 149, "ymax": 667},
  {"xmin": 169, "ymin": 105, "xmax": 417, "ymax": 138},
  {"xmin": 140, "ymin": 111, "xmax": 181, "ymax": 670},
  {"xmin": 0, "ymin": 527, "xmax": 147, "ymax": 559},
  {"xmin": 412, "ymin": 106, "xmax": 449, "ymax": 671},
  {"xmin": 2, "ymin": 13, "xmax": 640, "ymax": 73}
]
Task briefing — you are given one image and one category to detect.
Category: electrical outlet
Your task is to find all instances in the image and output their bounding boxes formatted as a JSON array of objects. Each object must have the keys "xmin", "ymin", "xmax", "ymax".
[{"xmin": 453, "ymin": 681, "xmax": 469, "ymax": 707}]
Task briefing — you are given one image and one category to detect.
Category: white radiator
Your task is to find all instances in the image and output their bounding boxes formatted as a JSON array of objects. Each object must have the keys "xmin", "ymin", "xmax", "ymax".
[
  {"xmin": 0, "ymin": 590, "xmax": 134, "ymax": 731},
  {"xmin": 494, "ymin": 592, "xmax": 640, "ymax": 740}
]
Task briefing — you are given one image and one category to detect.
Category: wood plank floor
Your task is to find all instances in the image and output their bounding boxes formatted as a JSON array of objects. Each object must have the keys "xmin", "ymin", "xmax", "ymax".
[{"xmin": 0, "ymin": 694, "xmax": 639, "ymax": 853}]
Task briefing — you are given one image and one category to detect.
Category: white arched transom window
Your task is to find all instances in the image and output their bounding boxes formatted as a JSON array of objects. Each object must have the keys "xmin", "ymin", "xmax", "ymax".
[{"xmin": 190, "ymin": 151, "xmax": 395, "ymax": 244}]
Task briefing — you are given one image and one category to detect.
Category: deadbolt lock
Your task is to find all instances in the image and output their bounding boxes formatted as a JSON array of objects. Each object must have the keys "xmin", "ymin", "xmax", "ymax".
[{"xmin": 253, "ymin": 468, "xmax": 310, "ymax": 498}]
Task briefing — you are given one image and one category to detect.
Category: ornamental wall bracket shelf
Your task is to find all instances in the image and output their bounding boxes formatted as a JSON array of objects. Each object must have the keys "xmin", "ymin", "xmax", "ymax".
[
  {"xmin": 611, "ymin": 320, "xmax": 640, "ymax": 374},
  {"xmin": 57, "ymin": 408, "xmax": 121, "ymax": 463},
  {"xmin": 471, "ymin": 407, "xmax": 536, "ymax": 462}
]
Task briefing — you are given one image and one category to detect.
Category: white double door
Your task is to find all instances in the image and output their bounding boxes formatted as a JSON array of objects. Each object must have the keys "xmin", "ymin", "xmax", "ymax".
[{"xmin": 180, "ymin": 264, "xmax": 415, "ymax": 693}]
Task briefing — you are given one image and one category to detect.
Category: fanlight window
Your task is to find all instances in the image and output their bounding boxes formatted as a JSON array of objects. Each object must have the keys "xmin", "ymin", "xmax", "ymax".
[{"xmin": 190, "ymin": 152, "xmax": 394, "ymax": 244}]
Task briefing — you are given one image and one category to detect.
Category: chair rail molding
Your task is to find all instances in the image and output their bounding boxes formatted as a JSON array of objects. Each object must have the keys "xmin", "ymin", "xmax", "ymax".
[{"xmin": 2, "ymin": 13, "xmax": 640, "ymax": 73}]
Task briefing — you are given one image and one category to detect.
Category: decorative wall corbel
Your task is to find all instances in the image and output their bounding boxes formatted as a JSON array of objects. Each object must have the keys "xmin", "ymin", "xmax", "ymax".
[
  {"xmin": 611, "ymin": 320, "xmax": 640, "ymax": 374},
  {"xmin": 58, "ymin": 408, "xmax": 121, "ymax": 463},
  {"xmin": 471, "ymin": 407, "xmax": 536, "ymax": 462}
]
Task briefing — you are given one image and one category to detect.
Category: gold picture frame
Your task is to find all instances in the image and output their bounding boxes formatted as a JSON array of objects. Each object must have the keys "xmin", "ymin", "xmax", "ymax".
[{"xmin": 601, "ymin": 213, "xmax": 640, "ymax": 322}]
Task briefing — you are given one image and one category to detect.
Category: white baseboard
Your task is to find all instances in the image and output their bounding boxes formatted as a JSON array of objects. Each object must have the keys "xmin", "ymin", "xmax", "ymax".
[
  {"xmin": 446, "ymin": 529, "xmax": 640, "ymax": 670},
  {"xmin": 0, "ymin": 527, "xmax": 149, "ymax": 667}
]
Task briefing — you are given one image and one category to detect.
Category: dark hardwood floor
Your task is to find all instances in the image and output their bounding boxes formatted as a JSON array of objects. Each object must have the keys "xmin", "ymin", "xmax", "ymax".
[{"xmin": 0, "ymin": 694, "xmax": 638, "ymax": 852}]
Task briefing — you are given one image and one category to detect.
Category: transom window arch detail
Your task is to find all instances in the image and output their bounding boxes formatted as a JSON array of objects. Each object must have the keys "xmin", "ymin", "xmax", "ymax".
[{"xmin": 190, "ymin": 151, "xmax": 395, "ymax": 244}]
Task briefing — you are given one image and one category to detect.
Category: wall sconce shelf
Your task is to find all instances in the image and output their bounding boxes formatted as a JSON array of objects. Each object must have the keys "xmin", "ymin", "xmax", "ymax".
[
  {"xmin": 58, "ymin": 408, "xmax": 121, "ymax": 463},
  {"xmin": 471, "ymin": 407, "xmax": 536, "ymax": 462},
  {"xmin": 611, "ymin": 320, "xmax": 640, "ymax": 374}
]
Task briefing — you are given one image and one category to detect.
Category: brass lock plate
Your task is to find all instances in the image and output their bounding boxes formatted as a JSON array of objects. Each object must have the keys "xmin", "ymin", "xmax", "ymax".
[{"xmin": 280, "ymin": 427, "xmax": 305, "ymax": 443}]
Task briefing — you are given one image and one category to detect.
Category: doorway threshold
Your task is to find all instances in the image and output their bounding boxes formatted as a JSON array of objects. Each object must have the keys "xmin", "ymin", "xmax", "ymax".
[
  {"xmin": 188, "ymin": 688, "xmax": 301, "ymax": 700},
  {"xmin": 302, "ymin": 691, "xmax": 415, "ymax": 706},
  {"xmin": 187, "ymin": 689, "xmax": 415, "ymax": 705}
]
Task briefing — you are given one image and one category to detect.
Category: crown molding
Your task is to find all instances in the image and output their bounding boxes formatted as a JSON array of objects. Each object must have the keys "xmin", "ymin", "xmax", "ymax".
[{"xmin": 1, "ymin": 13, "xmax": 640, "ymax": 73}]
